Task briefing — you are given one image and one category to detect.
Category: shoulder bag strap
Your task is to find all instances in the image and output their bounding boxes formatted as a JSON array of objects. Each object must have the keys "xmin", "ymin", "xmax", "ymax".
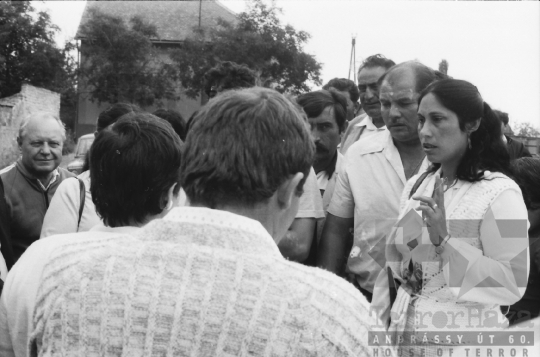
[{"xmin": 77, "ymin": 178, "xmax": 85, "ymax": 229}]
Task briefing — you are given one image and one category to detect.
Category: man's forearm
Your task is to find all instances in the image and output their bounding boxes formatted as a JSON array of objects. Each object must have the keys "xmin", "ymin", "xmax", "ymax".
[
  {"xmin": 278, "ymin": 218, "xmax": 315, "ymax": 262},
  {"xmin": 317, "ymin": 214, "xmax": 354, "ymax": 276}
]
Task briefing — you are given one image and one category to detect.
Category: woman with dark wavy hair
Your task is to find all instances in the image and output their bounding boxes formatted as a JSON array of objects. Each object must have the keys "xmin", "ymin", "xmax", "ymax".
[{"xmin": 372, "ymin": 79, "xmax": 529, "ymax": 355}]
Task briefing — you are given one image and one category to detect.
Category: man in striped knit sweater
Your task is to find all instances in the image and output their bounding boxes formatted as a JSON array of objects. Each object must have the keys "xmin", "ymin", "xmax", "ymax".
[{"xmin": 1, "ymin": 88, "xmax": 387, "ymax": 356}]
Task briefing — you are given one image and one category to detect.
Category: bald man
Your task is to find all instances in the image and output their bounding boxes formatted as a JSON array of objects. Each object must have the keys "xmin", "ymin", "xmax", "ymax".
[
  {"xmin": 318, "ymin": 62, "xmax": 446, "ymax": 301},
  {"xmin": 0, "ymin": 113, "xmax": 74, "ymax": 261}
]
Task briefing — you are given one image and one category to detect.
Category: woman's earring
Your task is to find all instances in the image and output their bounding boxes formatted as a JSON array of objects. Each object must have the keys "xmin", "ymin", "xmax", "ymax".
[
  {"xmin": 166, "ymin": 199, "xmax": 173, "ymax": 211},
  {"xmin": 468, "ymin": 136, "xmax": 472, "ymax": 150}
]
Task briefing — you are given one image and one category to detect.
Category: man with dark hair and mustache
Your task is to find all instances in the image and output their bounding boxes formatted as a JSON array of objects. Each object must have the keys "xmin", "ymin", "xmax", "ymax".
[
  {"xmin": 297, "ymin": 90, "xmax": 347, "ymax": 201},
  {"xmin": 296, "ymin": 89, "xmax": 348, "ymax": 265}
]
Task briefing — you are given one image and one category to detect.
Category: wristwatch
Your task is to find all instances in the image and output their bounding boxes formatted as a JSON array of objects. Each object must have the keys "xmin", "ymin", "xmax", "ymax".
[{"xmin": 435, "ymin": 234, "xmax": 451, "ymax": 254}]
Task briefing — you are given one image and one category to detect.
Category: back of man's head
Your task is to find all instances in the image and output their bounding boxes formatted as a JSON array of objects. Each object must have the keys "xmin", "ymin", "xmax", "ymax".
[
  {"xmin": 493, "ymin": 109, "xmax": 510, "ymax": 126},
  {"xmin": 297, "ymin": 89, "xmax": 348, "ymax": 132},
  {"xmin": 90, "ymin": 113, "xmax": 183, "ymax": 227},
  {"xmin": 153, "ymin": 109, "xmax": 187, "ymax": 141},
  {"xmin": 204, "ymin": 61, "xmax": 258, "ymax": 97},
  {"xmin": 322, "ymin": 78, "xmax": 359, "ymax": 104},
  {"xmin": 96, "ymin": 103, "xmax": 141, "ymax": 132},
  {"xmin": 181, "ymin": 87, "xmax": 314, "ymax": 208}
]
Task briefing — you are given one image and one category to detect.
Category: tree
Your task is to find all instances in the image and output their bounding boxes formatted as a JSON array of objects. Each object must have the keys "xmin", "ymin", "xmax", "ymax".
[
  {"xmin": 513, "ymin": 122, "xmax": 540, "ymax": 138},
  {"xmin": 77, "ymin": 8, "xmax": 177, "ymax": 106},
  {"xmin": 171, "ymin": 0, "xmax": 322, "ymax": 98},
  {"xmin": 0, "ymin": 1, "xmax": 73, "ymax": 98}
]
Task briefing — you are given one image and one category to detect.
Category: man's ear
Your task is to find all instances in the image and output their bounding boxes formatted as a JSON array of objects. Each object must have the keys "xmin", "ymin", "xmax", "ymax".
[
  {"xmin": 276, "ymin": 173, "xmax": 304, "ymax": 210},
  {"xmin": 465, "ymin": 118, "xmax": 481, "ymax": 134},
  {"xmin": 161, "ymin": 183, "xmax": 178, "ymax": 211}
]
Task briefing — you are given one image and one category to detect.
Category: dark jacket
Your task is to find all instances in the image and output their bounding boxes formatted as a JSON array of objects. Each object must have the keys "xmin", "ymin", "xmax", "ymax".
[
  {"xmin": 506, "ymin": 136, "xmax": 532, "ymax": 160},
  {"xmin": 0, "ymin": 160, "xmax": 74, "ymax": 262},
  {"xmin": 508, "ymin": 209, "xmax": 540, "ymax": 325},
  {"xmin": 0, "ymin": 178, "xmax": 14, "ymax": 271}
]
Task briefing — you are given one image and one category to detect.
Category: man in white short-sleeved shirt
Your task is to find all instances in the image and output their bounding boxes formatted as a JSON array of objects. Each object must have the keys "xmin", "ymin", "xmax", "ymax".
[
  {"xmin": 278, "ymin": 167, "xmax": 324, "ymax": 263},
  {"xmin": 318, "ymin": 61, "xmax": 444, "ymax": 301}
]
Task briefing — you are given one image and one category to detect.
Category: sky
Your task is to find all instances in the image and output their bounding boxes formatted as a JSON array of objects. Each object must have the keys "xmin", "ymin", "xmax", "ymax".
[{"xmin": 34, "ymin": 0, "xmax": 540, "ymax": 129}]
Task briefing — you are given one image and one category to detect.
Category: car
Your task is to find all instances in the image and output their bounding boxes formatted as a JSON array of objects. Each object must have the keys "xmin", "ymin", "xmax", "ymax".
[{"xmin": 67, "ymin": 134, "xmax": 94, "ymax": 175}]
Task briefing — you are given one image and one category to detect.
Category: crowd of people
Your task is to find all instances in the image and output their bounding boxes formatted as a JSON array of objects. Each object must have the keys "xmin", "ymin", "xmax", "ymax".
[{"xmin": 0, "ymin": 57, "xmax": 538, "ymax": 357}]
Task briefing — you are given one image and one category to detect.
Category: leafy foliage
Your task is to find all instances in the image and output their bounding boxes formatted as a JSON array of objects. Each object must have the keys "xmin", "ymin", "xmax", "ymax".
[
  {"xmin": 513, "ymin": 122, "xmax": 540, "ymax": 138},
  {"xmin": 78, "ymin": 8, "xmax": 177, "ymax": 106},
  {"xmin": 0, "ymin": 1, "xmax": 73, "ymax": 98},
  {"xmin": 171, "ymin": 0, "xmax": 322, "ymax": 98}
]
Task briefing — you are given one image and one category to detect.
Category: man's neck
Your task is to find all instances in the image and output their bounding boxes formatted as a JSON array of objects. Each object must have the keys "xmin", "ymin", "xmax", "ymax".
[
  {"xmin": 36, "ymin": 173, "xmax": 54, "ymax": 188},
  {"xmin": 393, "ymin": 138, "xmax": 425, "ymax": 180},
  {"xmin": 313, "ymin": 151, "xmax": 337, "ymax": 175},
  {"xmin": 212, "ymin": 203, "xmax": 281, "ymax": 243},
  {"xmin": 371, "ymin": 115, "xmax": 385, "ymax": 129},
  {"xmin": 393, "ymin": 137, "xmax": 423, "ymax": 157}
]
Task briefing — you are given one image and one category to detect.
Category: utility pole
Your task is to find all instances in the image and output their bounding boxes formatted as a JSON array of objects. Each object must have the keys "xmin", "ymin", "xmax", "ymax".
[
  {"xmin": 198, "ymin": 0, "xmax": 202, "ymax": 28},
  {"xmin": 348, "ymin": 35, "xmax": 357, "ymax": 84}
]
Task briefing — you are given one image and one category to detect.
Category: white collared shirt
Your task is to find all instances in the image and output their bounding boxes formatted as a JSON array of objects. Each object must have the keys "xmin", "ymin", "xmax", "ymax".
[
  {"xmin": 340, "ymin": 113, "xmax": 387, "ymax": 154},
  {"xmin": 328, "ymin": 130, "xmax": 430, "ymax": 292},
  {"xmin": 36, "ymin": 169, "xmax": 60, "ymax": 191}
]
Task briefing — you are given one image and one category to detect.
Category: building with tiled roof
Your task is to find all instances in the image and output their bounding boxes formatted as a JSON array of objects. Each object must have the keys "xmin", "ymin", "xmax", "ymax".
[
  {"xmin": 75, "ymin": 1, "xmax": 236, "ymax": 138},
  {"xmin": 76, "ymin": 1, "xmax": 236, "ymax": 43}
]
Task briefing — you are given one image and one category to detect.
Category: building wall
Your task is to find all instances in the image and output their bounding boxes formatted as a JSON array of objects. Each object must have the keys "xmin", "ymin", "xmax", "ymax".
[
  {"xmin": 0, "ymin": 84, "xmax": 60, "ymax": 169},
  {"xmin": 512, "ymin": 136, "xmax": 540, "ymax": 156}
]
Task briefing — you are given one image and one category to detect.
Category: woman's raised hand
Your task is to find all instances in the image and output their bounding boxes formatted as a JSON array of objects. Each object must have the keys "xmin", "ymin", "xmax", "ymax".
[{"xmin": 413, "ymin": 175, "xmax": 449, "ymax": 246}]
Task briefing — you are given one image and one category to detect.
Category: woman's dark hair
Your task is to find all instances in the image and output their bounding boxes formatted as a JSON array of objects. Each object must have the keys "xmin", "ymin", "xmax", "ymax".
[
  {"xmin": 418, "ymin": 79, "xmax": 511, "ymax": 182},
  {"xmin": 511, "ymin": 157, "xmax": 540, "ymax": 210},
  {"xmin": 90, "ymin": 113, "xmax": 183, "ymax": 227}
]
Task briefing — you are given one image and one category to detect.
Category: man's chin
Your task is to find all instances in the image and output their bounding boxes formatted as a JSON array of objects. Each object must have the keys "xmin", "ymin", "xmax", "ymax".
[
  {"xmin": 31, "ymin": 163, "xmax": 58, "ymax": 174},
  {"xmin": 390, "ymin": 131, "xmax": 420, "ymax": 144},
  {"xmin": 365, "ymin": 109, "xmax": 382, "ymax": 119}
]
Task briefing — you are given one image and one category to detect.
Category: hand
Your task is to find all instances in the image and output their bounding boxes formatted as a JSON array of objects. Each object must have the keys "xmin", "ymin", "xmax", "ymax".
[{"xmin": 413, "ymin": 175, "xmax": 448, "ymax": 246}]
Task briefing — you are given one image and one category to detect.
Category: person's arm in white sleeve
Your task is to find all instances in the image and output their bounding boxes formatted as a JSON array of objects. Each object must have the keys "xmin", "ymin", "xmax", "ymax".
[
  {"xmin": 0, "ymin": 239, "xmax": 56, "ymax": 357},
  {"xmin": 317, "ymin": 155, "xmax": 354, "ymax": 275},
  {"xmin": 441, "ymin": 187, "xmax": 530, "ymax": 305},
  {"xmin": 40, "ymin": 177, "xmax": 80, "ymax": 238},
  {"xmin": 279, "ymin": 168, "xmax": 323, "ymax": 262}
]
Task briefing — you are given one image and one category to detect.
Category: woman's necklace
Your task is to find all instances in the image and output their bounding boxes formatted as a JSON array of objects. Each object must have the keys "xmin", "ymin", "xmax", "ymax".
[{"xmin": 440, "ymin": 174, "xmax": 458, "ymax": 192}]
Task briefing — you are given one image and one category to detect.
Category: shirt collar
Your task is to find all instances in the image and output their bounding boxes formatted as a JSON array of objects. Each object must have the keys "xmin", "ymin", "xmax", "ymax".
[
  {"xmin": 37, "ymin": 169, "xmax": 59, "ymax": 191},
  {"xmin": 89, "ymin": 223, "xmax": 142, "ymax": 234},
  {"xmin": 136, "ymin": 207, "xmax": 281, "ymax": 257},
  {"xmin": 355, "ymin": 115, "xmax": 385, "ymax": 131}
]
